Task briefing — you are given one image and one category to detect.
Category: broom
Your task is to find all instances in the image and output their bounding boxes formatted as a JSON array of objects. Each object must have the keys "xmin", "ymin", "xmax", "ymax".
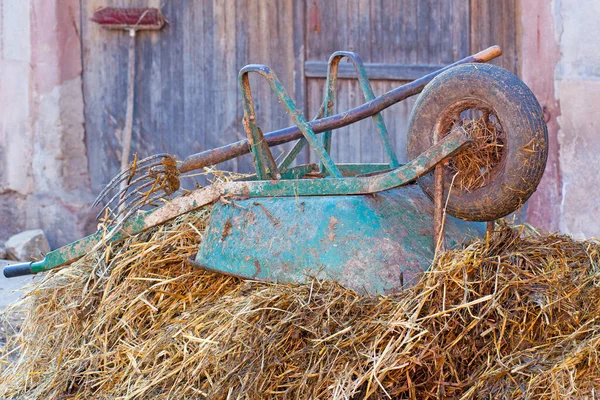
[{"xmin": 90, "ymin": 7, "xmax": 166, "ymax": 213}]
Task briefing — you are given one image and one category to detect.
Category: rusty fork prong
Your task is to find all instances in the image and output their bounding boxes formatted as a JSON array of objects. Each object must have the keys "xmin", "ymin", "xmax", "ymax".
[
  {"xmin": 106, "ymin": 192, "xmax": 167, "ymax": 238},
  {"xmin": 114, "ymin": 177, "xmax": 167, "ymax": 220},
  {"xmin": 98, "ymin": 171, "xmax": 160, "ymax": 209},
  {"xmin": 112, "ymin": 164, "xmax": 181, "ymax": 221},
  {"xmin": 96, "ymin": 178, "xmax": 157, "ymax": 220},
  {"xmin": 92, "ymin": 153, "xmax": 171, "ymax": 207}
]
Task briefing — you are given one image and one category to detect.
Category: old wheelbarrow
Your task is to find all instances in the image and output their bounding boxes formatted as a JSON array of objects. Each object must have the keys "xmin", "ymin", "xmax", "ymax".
[{"xmin": 4, "ymin": 45, "xmax": 548, "ymax": 295}]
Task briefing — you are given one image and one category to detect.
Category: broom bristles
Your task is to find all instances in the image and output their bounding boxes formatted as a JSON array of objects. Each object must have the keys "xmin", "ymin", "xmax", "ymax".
[{"xmin": 90, "ymin": 7, "xmax": 166, "ymax": 30}]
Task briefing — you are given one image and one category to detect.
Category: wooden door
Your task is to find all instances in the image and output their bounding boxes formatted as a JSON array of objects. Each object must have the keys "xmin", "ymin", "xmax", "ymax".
[
  {"xmin": 80, "ymin": 0, "xmax": 518, "ymax": 190},
  {"xmin": 81, "ymin": 0, "xmax": 306, "ymax": 191},
  {"xmin": 303, "ymin": 0, "xmax": 518, "ymax": 164}
]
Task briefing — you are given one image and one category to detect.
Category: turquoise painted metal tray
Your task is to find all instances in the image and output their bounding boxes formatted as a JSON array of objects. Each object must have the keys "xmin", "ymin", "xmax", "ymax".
[{"xmin": 194, "ymin": 185, "xmax": 484, "ymax": 295}]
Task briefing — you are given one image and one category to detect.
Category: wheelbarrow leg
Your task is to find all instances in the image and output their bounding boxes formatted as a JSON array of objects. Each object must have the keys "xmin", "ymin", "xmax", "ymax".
[
  {"xmin": 433, "ymin": 161, "xmax": 446, "ymax": 255},
  {"xmin": 433, "ymin": 125, "xmax": 458, "ymax": 256},
  {"xmin": 486, "ymin": 220, "xmax": 495, "ymax": 244}
]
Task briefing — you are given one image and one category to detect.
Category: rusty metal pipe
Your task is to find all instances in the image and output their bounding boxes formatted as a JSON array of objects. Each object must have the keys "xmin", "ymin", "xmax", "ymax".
[
  {"xmin": 179, "ymin": 46, "xmax": 502, "ymax": 173},
  {"xmin": 433, "ymin": 163, "xmax": 445, "ymax": 254}
]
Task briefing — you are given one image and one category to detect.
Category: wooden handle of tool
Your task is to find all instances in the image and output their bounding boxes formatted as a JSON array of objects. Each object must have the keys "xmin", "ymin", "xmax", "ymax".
[{"xmin": 472, "ymin": 45, "xmax": 502, "ymax": 63}]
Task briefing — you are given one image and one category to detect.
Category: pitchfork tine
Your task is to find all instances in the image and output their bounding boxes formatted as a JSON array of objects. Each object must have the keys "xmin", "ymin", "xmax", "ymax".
[
  {"xmin": 106, "ymin": 192, "xmax": 167, "ymax": 238},
  {"xmin": 92, "ymin": 154, "xmax": 170, "ymax": 207},
  {"xmin": 109, "ymin": 169, "xmax": 174, "ymax": 220},
  {"xmin": 92, "ymin": 153, "xmax": 169, "ymax": 204},
  {"xmin": 100, "ymin": 170, "xmax": 162, "ymax": 210},
  {"xmin": 93, "ymin": 166, "xmax": 155, "ymax": 208},
  {"xmin": 93, "ymin": 166, "xmax": 151, "ymax": 207},
  {"xmin": 112, "ymin": 180, "xmax": 167, "ymax": 220},
  {"xmin": 96, "ymin": 179, "xmax": 157, "ymax": 220}
]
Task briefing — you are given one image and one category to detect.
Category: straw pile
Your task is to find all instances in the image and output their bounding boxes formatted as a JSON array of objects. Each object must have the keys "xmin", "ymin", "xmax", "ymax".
[
  {"xmin": 449, "ymin": 115, "xmax": 505, "ymax": 191},
  {"xmin": 1, "ymin": 207, "xmax": 600, "ymax": 399}
]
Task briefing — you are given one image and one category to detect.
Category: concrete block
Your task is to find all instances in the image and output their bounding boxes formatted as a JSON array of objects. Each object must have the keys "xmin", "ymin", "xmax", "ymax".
[{"xmin": 5, "ymin": 229, "xmax": 50, "ymax": 261}]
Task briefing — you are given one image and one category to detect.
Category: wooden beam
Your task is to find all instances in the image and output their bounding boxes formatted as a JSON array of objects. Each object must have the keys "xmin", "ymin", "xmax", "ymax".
[{"xmin": 304, "ymin": 61, "xmax": 447, "ymax": 81}]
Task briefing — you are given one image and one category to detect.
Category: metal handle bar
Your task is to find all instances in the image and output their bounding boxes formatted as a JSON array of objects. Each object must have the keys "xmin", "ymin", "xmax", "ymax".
[{"xmin": 179, "ymin": 46, "xmax": 502, "ymax": 173}]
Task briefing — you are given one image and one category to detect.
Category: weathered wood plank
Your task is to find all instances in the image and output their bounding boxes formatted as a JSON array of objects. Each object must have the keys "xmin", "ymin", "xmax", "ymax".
[
  {"xmin": 402, "ymin": 0, "xmax": 418, "ymax": 64},
  {"xmin": 470, "ymin": 0, "xmax": 518, "ymax": 73},
  {"xmin": 304, "ymin": 0, "xmax": 473, "ymax": 165},
  {"xmin": 82, "ymin": 0, "xmax": 304, "ymax": 192},
  {"xmin": 341, "ymin": 0, "xmax": 361, "ymax": 164},
  {"xmin": 292, "ymin": 0, "xmax": 308, "ymax": 165},
  {"xmin": 428, "ymin": 0, "xmax": 441, "ymax": 64},
  {"xmin": 453, "ymin": 0, "xmax": 470, "ymax": 61},
  {"xmin": 416, "ymin": 0, "xmax": 430, "ymax": 63}
]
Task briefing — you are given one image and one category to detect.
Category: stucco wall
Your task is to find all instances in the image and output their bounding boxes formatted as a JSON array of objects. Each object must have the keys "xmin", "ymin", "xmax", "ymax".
[
  {"xmin": 0, "ymin": 0, "xmax": 96, "ymax": 248},
  {"xmin": 521, "ymin": 0, "xmax": 600, "ymax": 239},
  {"xmin": 554, "ymin": 0, "xmax": 600, "ymax": 238}
]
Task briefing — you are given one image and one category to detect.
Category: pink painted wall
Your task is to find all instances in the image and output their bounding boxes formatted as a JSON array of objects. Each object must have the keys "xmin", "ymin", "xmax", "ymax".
[
  {"xmin": 520, "ymin": 0, "xmax": 600, "ymax": 238},
  {"xmin": 520, "ymin": 0, "xmax": 562, "ymax": 232},
  {"xmin": 0, "ymin": 0, "xmax": 96, "ymax": 248}
]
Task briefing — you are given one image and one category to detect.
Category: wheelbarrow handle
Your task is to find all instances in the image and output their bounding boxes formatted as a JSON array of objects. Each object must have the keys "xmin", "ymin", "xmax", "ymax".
[
  {"xmin": 3, "ymin": 262, "xmax": 33, "ymax": 278},
  {"xmin": 179, "ymin": 46, "xmax": 502, "ymax": 173}
]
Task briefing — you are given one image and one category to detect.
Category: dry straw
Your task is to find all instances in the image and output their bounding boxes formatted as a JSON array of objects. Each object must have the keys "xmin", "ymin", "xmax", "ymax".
[
  {"xmin": 1, "ymin": 207, "xmax": 599, "ymax": 399},
  {"xmin": 448, "ymin": 115, "xmax": 505, "ymax": 192}
]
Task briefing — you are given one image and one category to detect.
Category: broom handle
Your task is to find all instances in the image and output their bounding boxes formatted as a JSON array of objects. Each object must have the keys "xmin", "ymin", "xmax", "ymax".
[
  {"xmin": 179, "ymin": 46, "xmax": 502, "ymax": 173},
  {"xmin": 119, "ymin": 30, "xmax": 137, "ymax": 211}
]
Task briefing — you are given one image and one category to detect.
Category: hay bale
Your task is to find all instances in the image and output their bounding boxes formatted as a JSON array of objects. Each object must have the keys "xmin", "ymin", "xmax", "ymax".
[{"xmin": 1, "ymin": 207, "xmax": 599, "ymax": 399}]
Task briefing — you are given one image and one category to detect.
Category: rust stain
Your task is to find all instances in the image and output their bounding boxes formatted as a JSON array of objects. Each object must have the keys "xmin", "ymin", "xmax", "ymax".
[
  {"xmin": 220, "ymin": 219, "xmax": 232, "ymax": 241},
  {"xmin": 328, "ymin": 216, "xmax": 338, "ymax": 231},
  {"xmin": 253, "ymin": 202, "xmax": 280, "ymax": 226},
  {"xmin": 244, "ymin": 210, "xmax": 256, "ymax": 227},
  {"xmin": 327, "ymin": 216, "xmax": 338, "ymax": 242},
  {"xmin": 253, "ymin": 260, "xmax": 262, "ymax": 279}
]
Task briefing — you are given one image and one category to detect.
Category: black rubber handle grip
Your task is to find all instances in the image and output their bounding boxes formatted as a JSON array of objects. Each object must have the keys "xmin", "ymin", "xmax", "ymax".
[{"xmin": 3, "ymin": 262, "xmax": 33, "ymax": 278}]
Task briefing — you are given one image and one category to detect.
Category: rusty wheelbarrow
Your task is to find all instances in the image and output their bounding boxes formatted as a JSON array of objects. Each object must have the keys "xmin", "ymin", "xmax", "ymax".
[{"xmin": 4, "ymin": 45, "xmax": 548, "ymax": 295}]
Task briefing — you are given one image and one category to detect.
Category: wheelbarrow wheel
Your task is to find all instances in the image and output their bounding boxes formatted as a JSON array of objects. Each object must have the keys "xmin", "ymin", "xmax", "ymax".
[{"xmin": 406, "ymin": 63, "xmax": 548, "ymax": 221}]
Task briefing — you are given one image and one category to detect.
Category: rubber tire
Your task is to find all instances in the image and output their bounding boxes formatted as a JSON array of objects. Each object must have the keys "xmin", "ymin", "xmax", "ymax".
[{"xmin": 406, "ymin": 63, "xmax": 548, "ymax": 221}]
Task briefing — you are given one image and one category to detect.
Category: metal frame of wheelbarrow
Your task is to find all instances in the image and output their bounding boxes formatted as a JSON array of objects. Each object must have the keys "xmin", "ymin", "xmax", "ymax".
[
  {"xmin": 3, "ymin": 47, "xmax": 503, "ymax": 279},
  {"xmin": 190, "ymin": 52, "xmax": 482, "ymax": 294},
  {"xmin": 236, "ymin": 52, "xmax": 470, "ymax": 192}
]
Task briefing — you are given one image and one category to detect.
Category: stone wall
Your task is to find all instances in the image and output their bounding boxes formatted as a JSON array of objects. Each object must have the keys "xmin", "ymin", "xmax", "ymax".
[{"xmin": 0, "ymin": 0, "xmax": 96, "ymax": 249}]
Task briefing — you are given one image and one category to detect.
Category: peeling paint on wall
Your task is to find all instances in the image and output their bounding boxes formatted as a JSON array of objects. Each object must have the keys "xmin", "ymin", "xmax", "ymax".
[
  {"xmin": 0, "ymin": 0, "xmax": 95, "ymax": 248},
  {"xmin": 521, "ymin": 0, "xmax": 600, "ymax": 237},
  {"xmin": 520, "ymin": 0, "xmax": 562, "ymax": 232}
]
